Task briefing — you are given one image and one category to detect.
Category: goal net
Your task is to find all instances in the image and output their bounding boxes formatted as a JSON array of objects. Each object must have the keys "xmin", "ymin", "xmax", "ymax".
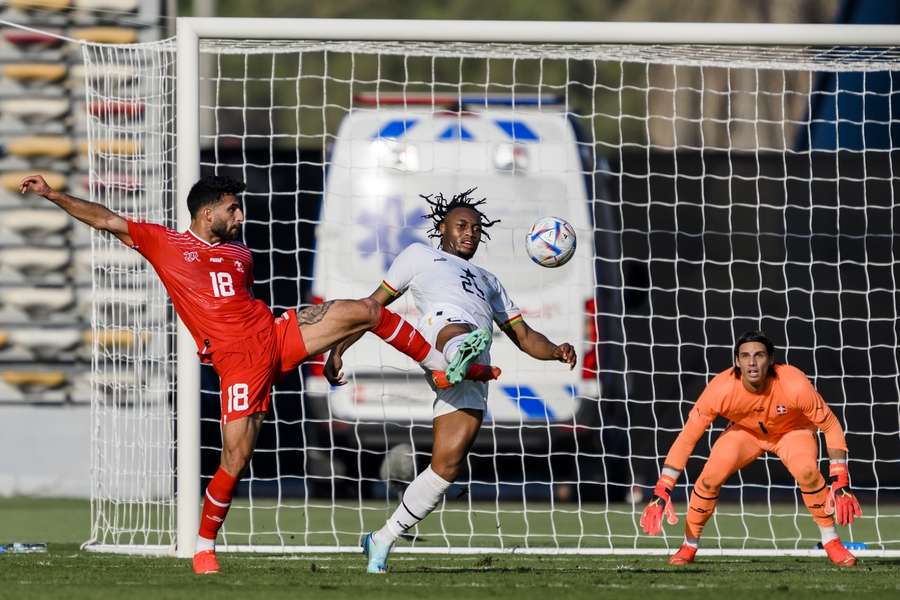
[{"xmin": 83, "ymin": 22, "xmax": 900, "ymax": 557}]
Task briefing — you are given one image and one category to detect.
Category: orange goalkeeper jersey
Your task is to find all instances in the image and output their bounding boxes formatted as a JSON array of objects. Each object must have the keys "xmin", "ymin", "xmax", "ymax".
[{"xmin": 664, "ymin": 363, "xmax": 847, "ymax": 471}]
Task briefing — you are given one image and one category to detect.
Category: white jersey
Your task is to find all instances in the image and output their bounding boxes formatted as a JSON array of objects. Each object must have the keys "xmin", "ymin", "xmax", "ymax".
[{"xmin": 381, "ymin": 242, "xmax": 521, "ymax": 333}]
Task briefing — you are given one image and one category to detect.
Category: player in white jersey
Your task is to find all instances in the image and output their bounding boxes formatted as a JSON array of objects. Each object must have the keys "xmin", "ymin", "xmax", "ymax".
[{"xmin": 323, "ymin": 189, "xmax": 577, "ymax": 573}]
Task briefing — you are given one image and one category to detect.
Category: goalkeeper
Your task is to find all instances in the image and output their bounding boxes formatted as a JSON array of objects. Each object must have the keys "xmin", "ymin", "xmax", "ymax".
[{"xmin": 640, "ymin": 330, "xmax": 862, "ymax": 567}]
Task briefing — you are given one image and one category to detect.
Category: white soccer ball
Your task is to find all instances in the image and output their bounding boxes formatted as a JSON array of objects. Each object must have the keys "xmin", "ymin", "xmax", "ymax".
[{"xmin": 525, "ymin": 216, "xmax": 576, "ymax": 268}]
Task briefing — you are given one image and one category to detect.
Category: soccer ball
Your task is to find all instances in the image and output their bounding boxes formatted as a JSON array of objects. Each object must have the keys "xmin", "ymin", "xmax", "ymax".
[{"xmin": 526, "ymin": 216, "xmax": 576, "ymax": 268}]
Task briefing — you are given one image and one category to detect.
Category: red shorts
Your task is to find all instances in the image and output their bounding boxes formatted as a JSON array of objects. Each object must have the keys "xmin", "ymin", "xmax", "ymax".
[{"xmin": 210, "ymin": 309, "xmax": 309, "ymax": 424}]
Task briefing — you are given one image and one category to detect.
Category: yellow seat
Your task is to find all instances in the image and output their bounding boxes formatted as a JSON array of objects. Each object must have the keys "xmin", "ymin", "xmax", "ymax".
[
  {"xmin": 74, "ymin": 0, "xmax": 138, "ymax": 10},
  {"xmin": 5, "ymin": 136, "xmax": 74, "ymax": 159},
  {"xmin": 9, "ymin": 0, "xmax": 71, "ymax": 10},
  {"xmin": 0, "ymin": 171, "xmax": 66, "ymax": 192},
  {"xmin": 85, "ymin": 328, "xmax": 135, "ymax": 349},
  {"xmin": 1, "ymin": 370, "xmax": 67, "ymax": 390},
  {"xmin": 70, "ymin": 27, "xmax": 138, "ymax": 44},
  {"xmin": 1, "ymin": 64, "xmax": 67, "ymax": 83},
  {"xmin": 78, "ymin": 138, "xmax": 141, "ymax": 156}
]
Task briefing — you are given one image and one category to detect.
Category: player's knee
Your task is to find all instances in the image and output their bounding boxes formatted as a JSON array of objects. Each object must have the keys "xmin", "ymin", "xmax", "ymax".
[
  {"xmin": 222, "ymin": 446, "xmax": 253, "ymax": 474},
  {"xmin": 356, "ymin": 297, "xmax": 381, "ymax": 327},
  {"xmin": 698, "ymin": 476, "xmax": 723, "ymax": 494},
  {"xmin": 796, "ymin": 467, "xmax": 821, "ymax": 488}
]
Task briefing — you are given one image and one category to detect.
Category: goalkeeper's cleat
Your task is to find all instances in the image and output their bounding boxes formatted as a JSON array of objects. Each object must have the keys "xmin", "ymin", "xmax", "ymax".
[
  {"xmin": 824, "ymin": 539, "xmax": 857, "ymax": 568},
  {"xmin": 445, "ymin": 329, "xmax": 492, "ymax": 384},
  {"xmin": 431, "ymin": 364, "xmax": 501, "ymax": 389},
  {"xmin": 362, "ymin": 532, "xmax": 392, "ymax": 574},
  {"xmin": 668, "ymin": 544, "xmax": 697, "ymax": 566},
  {"xmin": 192, "ymin": 549, "xmax": 220, "ymax": 574}
]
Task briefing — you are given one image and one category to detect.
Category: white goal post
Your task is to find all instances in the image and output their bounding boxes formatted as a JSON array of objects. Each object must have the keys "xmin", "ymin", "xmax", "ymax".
[{"xmin": 80, "ymin": 18, "xmax": 900, "ymax": 558}]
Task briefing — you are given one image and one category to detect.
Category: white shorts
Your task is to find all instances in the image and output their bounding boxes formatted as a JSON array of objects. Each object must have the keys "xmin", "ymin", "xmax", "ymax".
[{"xmin": 417, "ymin": 309, "xmax": 491, "ymax": 418}]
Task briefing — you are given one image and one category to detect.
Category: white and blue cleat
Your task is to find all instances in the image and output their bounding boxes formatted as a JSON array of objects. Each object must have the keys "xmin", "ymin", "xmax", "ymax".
[{"xmin": 362, "ymin": 532, "xmax": 393, "ymax": 574}]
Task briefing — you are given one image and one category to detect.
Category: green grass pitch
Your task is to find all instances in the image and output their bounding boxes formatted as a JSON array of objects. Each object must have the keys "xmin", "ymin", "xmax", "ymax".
[{"xmin": 1, "ymin": 498, "xmax": 898, "ymax": 600}]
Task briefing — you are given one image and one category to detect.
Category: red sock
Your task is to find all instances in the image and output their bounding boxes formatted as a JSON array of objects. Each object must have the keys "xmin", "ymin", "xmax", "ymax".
[
  {"xmin": 371, "ymin": 307, "xmax": 431, "ymax": 363},
  {"xmin": 198, "ymin": 467, "xmax": 238, "ymax": 542},
  {"xmin": 465, "ymin": 364, "xmax": 500, "ymax": 381}
]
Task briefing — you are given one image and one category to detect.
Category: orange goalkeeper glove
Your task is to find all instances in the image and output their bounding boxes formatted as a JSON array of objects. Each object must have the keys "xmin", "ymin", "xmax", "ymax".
[
  {"xmin": 640, "ymin": 474, "xmax": 678, "ymax": 536},
  {"xmin": 825, "ymin": 461, "xmax": 862, "ymax": 526}
]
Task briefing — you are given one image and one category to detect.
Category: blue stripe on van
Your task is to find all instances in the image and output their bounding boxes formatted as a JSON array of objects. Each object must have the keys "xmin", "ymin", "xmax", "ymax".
[
  {"xmin": 494, "ymin": 119, "xmax": 539, "ymax": 141},
  {"xmin": 372, "ymin": 119, "xmax": 418, "ymax": 139},
  {"xmin": 501, "ymin": 385, "xmax": 556, "ymax": 420},
  {"xmin": 437, "ymin": 123, "xmax": 474, "ymax": 141}
]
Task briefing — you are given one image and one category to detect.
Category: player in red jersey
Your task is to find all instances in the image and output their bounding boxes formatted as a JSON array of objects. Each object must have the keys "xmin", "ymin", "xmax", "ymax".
[
  {"xmin": 640, "ymin": 330, "xmax": 862, "ymax": 567},
  {"xmin": 20, "ymin": 173, "xmax": 499, "ymax": 574}
]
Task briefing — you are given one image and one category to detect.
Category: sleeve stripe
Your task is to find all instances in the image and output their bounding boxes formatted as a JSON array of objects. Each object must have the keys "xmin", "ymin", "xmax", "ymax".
[
  {"xmin": 380, "ymin": 280, "xmax": 400, "ymax": 297},
  {"xmin": 500, "ymin": 314, "xmax": 524, "ymax": 330}
]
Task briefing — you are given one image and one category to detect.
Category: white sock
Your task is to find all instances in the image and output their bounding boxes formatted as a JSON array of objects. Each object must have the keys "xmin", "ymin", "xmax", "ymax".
[
  {"xmin": 683, "ymin": 536, "xmax": 698, "ymax": 548},
  {"xmin": 421, "ymin": 347, "xmax": 448, "ymax": 372},
  {"xmin": 195, "ymin": 535, "xmax": 215, "ymax": 553},
  {"xmin": 442, "ymin": 333, "xmax": 469, "ymax": 363},
  {"xmin": 373, "ymin": 466, "xmax": 452, "ymax": 545},
  {"xmin": 819, "ymin": 525, "xmax": 839, "ymax": 545}
]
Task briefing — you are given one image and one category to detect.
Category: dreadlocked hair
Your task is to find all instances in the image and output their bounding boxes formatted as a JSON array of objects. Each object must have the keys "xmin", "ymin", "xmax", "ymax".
[{"xmin": 422, "ymin": 188, "xmax": 501, "ymax": 241}]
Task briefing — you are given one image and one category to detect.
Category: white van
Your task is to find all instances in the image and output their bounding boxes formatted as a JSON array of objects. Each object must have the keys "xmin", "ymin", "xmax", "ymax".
[{"xmin": 307, "ymin": 94, "xmax": 599, "ymax": 450}]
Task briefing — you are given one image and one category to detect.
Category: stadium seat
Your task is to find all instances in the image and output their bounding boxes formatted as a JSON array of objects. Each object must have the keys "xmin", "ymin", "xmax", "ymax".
[
  {"xmin": 0, "ymin": 286, "xmax": 75, "ymax": 316},
  {"xmin": 1, "ymin": 63, "xmax": 67, "ymax": 84},
  {"xmin": 8, "ymin": 0, "xmax": 72, "ymax": 10},
  {"xmin": 73, "ymin": 246, "xmax": 144, "ymax": 283},
  {"xmin": 74, "ymin": 0, "xmax": 139, "ymax": 11},
  {"xmin": 70, "ymin": 27, "xmax": 137, "ymax": 44},
  {"xmin": 0, "ymin": 208, "xmax": 70, "ymax": 239},
  {"xmin": 0, "ymin": 97, "xmax": 70, "ymax": 122},
  {"xmin": 87, "ymin": 100, "xmax": 144, "ymax": 119},
  {"xmin": 89, "ymin": 173, "xmax": 142, "ymax": 192},
  {"xmin": 7, "ymin": 326, "xmax": 82, "ymax": 360},
  {"xmin": 3, "ymin": 136, "xmax": 75, "ymax": 159},
  {"xmin": 79, "ymin": 287, "xmax": 166, "ymax": 324},
  {"xmin": 1, "ymin": 370, "xmax": 67, "ymax": 391},
  {"xmin": 0, "ymin": 247, "xmax": 70, "ymax": 277},
  {"xmin": 0, "ymin": 171, "xmax": 66, "ymax": 192},
  {"xmin": 67, "ymin": 64, "xmax": 136, "ymax": 93},
  {"xmin": 85, "ymin": 328, "xmax": 135, "ymax": 349},
  {"xmin": 2, "ymin": 29, "xmax": 64, "ymax": 49},
  {"xmin": 78, "ymin": 138, "xmax": 141, "ymax": 156}
]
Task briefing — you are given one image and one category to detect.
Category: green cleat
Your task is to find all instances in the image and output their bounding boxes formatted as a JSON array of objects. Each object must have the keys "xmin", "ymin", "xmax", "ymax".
[{"xmin": 445, "ymin": 328, "xmax": 491, "ymax": 385}]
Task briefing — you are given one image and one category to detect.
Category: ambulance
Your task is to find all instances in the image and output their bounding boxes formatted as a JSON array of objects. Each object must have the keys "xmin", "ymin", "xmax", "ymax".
[{"xmin": 307, "ymin": 94, "xmax": 603, "ymax": 453}]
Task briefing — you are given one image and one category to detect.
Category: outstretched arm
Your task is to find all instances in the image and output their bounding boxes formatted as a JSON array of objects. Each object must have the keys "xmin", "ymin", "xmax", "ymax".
[
  {"xmin": 501, "ymin": 318, "xmax": 576, "ymax": 369},
  {"xmin": 20, "ymin": 174, "xmax": 131, "ymax": 245},
  {"xmin": 323, "ymin": 286, "xmax": 397, "ymax": 385}
]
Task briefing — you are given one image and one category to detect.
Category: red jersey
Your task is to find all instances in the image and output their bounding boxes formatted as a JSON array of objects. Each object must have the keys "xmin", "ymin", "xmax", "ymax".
[
  {"xmin": 664, "ymin": 363, "xmax": 847, "ymax": 470},
  {"xmin": 126, "ymin": 220, "xmax": 274, "ymax": 352}
]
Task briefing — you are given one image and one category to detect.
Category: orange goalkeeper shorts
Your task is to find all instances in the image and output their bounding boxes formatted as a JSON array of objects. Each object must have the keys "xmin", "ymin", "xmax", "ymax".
[{"xmin": 211, "ymin": 309, "xmax": 308, "ymax": 424}]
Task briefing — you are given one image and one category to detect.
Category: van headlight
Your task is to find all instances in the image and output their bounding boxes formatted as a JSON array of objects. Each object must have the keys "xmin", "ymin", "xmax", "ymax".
[
  {"xmin": 494, "ymin": 142, "xmax": 529, "ymax": 173},
  {"xmin": 373, "ymin": 139, "xmax": 419, "ymax": 172}
]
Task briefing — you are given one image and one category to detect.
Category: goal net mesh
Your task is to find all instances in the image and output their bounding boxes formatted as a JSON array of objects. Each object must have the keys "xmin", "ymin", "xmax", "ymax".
[{"xmin": 84, "ymin": 37, "xmax": 900, "ymax": 554}]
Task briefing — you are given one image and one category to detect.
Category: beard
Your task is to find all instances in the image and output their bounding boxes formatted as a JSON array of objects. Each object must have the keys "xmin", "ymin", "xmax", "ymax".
[{"xmin": 211, "ymin": 219, "xmax": 240, "ymax": 241}]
